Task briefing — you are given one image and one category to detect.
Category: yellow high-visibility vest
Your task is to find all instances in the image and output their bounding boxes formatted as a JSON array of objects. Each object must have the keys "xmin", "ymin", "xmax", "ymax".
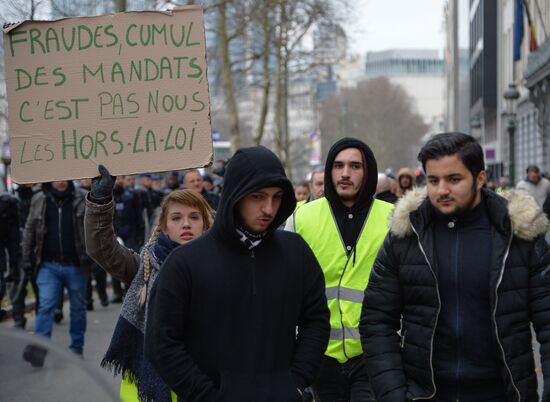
[
  {"xmin": 294, "ymin": 197, "xmax": 393, "ymax": 363},
  {"xmin": 120, "ymin": 374, "xmax": 177, "ymax": 402},
  {"xmin": 295, "ymin": 199, "xmax": 307, "ymax": 210}
]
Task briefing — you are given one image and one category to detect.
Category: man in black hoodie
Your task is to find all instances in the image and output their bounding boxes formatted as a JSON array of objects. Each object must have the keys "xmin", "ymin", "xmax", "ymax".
[
  {"xmin": 286, "ymin": 138, "xmax": 394, "ymax": 401},
  {"xmin": 145, "ymin": 146, "xmax": 330, "ymax": 402}
]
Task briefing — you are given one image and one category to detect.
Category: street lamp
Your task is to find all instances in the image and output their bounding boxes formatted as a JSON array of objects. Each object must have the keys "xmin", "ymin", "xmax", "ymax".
[
  {"xmin": 1, "ymin": 141, "xmax": 11, "ymax": 192},
  {"xmin": 470, "ymin": 115, "xmax": 482, "ymax": 140},
  {"xmin": 503, "ymin": 83, "xmax": 520, "ymax": 185}
]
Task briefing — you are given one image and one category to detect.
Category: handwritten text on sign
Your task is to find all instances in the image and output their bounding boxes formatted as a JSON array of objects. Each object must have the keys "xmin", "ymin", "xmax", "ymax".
[{"xmin": 3, "ymin": 7, "xmax": 212, "ymax": 184}]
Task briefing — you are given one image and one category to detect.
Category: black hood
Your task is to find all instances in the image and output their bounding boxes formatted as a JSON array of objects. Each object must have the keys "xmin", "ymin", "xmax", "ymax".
[
  {"xmin": 324, "ymin": 137, "xmax": 378, "ymax": 212},
  {"xmin": 211, "ymin": 146, "xmax": 296, "ymax": 246}
]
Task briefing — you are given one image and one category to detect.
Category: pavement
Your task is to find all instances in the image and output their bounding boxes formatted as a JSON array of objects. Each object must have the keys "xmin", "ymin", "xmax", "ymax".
[
  {"xmin": 0, "ymin": 290, "xmax": 122, "ymax": 401},
  {"xmin": 0, "ymin": 290, "xmax": 545, "ymax": 400}
]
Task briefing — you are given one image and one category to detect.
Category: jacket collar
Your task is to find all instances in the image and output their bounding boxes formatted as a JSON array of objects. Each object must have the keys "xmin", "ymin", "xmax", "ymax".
[{"xmin": 391, "ymin": 187, "xmax": 548, "ymax": 241}]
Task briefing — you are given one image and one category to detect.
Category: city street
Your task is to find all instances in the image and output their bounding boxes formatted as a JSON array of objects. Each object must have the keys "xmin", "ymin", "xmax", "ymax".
[
  {"xmin": 0, "ymin": 292, "xmax": 121, "ymax": 401},
  {"xmin": 0, "ymin": 289, "xmax": 545, "ymax": 400}
]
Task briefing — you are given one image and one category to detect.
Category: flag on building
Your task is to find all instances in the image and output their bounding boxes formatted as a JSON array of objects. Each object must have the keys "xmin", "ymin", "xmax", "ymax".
[
  {"xmin": 523, "ymin": 0, "xmax": 538, "ymax": 52},
  {"xmin": 514, "ymin": 0, "xmax": 524, "ymax": 61},
  {"xmin": 514, "ymin": 0, "xmax": 538, "ymax": 61}
]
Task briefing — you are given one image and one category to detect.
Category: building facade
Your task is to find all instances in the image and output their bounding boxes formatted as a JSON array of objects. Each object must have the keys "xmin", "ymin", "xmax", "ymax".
[
  {"xmin": 444, "ymin": 0, "xmax": 471, "ymax": 134},
  {"xmin": 495, "ymin": 0, "xmax": 550, "ymax": 182},
  {"xmin": 365, "ymin": 49, "xmax": 445, "ymax": 131},
  {"xmin": 524, "ymin": 1, "xmax": 550, "ymax": 176},
  {"xmin": 469, "ymin": 0, "xmax": 501, "ymax": 178}
]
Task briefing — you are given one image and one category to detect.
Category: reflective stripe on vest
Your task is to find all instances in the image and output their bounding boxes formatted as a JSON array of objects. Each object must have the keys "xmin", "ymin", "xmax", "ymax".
[{"xmin": 294, "ymin": 197, "xmax": 393, "ymax": 363}]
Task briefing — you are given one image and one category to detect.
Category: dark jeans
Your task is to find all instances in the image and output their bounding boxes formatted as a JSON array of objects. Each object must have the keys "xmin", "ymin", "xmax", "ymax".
[
  {"xmin": 34, "ymin": 262, "xmax": 87, "ymax": 353},
  {"xmin": 312, "ymin": 355, "xmax": 375, "ymax": 402}
]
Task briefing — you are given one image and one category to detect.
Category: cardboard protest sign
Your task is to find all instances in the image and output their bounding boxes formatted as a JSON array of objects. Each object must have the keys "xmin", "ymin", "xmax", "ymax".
[{"xmin": 3, "ymin": 6, "xmax": 212, "ymax": 184}]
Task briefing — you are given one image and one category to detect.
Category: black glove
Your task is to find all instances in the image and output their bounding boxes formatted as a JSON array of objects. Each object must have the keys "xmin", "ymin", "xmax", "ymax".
[{"xmin": 90, "ymin": 164, "xmax": 115, "ymax": 204}]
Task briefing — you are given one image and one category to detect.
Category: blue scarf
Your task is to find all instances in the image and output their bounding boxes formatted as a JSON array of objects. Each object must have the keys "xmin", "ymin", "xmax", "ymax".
[
  {"xmin": 154, "ymin": 232, "xmax": 179, "ymax": 264},
  {"xmin": 101, "ymin": 232, "xmax": 179, "ymax": 402}
]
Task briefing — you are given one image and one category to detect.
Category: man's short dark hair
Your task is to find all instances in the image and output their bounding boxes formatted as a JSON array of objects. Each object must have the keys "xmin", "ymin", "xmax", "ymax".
[
  {"xmin": 526, "ymin": 165, "xmax": 540, "ymax": 173},
  {"xmin": 418, "ymin": 132, "xmax": 485, "ymax": 179}
]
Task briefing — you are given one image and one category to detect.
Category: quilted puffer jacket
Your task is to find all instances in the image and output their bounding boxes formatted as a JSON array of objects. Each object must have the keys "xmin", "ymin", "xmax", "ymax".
[{"xmin": 361, "ymin": 188, "xmax": 550, "ymax": 402}]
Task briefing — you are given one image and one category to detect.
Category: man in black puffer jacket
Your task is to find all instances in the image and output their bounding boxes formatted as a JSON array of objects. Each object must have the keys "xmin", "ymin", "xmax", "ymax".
[{"xmin": 361, "ymin": 132, "xmax": 550, "ymax": 402}]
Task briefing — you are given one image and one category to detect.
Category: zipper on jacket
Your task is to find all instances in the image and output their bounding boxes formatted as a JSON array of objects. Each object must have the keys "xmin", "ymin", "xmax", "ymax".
[
  {"xmin": 329, "ymin": 202, "xmax": 372, "ymax": 359},
  {"xmin": 250, "ymin": 251, "xmax": 257, "ymax": 295},
  {"xmin": 410, "ymin": 223, "xmax": 441, "ymax": 400},
  {"xmin": 336, "ymin": 252, "xmax": 353, "ymax": 359},
  {"xmin": 492, "ymin": 233, "xmax": 521, "ymax": 401},
  {"xmin": 454, "ymin": 232, "xmax": 461, "ymax": 402},
  {"xmin": 58, "ymin": 203, "xmax": 64, "ymax": 261}
]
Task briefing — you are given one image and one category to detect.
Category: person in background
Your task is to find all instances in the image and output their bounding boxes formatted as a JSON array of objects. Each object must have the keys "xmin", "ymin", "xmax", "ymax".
[
  {"xmin": 11, "ymin": 183, "xmax": 40, "ymax": 329},
  {"xmin": 136, "ymin": 173, "xmax": 164, "ymax": 236},
  {"xmin": 516, "ymin": 165, "xmax": 550, "ymax": 207},
  {"xmin": 375, "ymin": 173, "xmax": 398, "ymax": 204},
  {"xmin": 496, "ymin": 176, "xmax": 510, "ymax": 193},
  {"xmin": 308, "ymin": 169, "xmax": 325, "ymax": 202},
  {"xmin": 15, "ymin": 184, "xmax": 37, "ymax": 230},
  {"xmin": 183, "ymin": 169, "xmax": 220, "ymax": 210},
  {"xmin": 0, "ymin": 192, "xmax": 19, "ymax": 321},
  {"xmin": 135, "ymin": 175, "xmax": 154, "ymax": 227},
  {"xmin": 85, "ymin": 165, "xmax": 214, "ymax": 402},
  {"xmin": 288, "ymin": 170, "xmax": 325, "ymax": 222},
  {"xmin": 485, "ymin": 180, "xmax": 497, "ymax": 191},
  {"xmin": 123, "ymin": 175, "xmax": 136, "ymax": 190},
  {"xmin": 22, "ymin": 180, "xmax": 92, "ymax": 364},
  {"xmin": 202, "ymin": 174, "xmax": 215, "ymax": 192},
  {"xmin": 295, "ymin": 181, "xmax": 310, "ymax": 202},
  {"xmin": 78, "ymin": 178, "xmax": 108, "ymax": 310},
  {"xmin": 396, "ymin": 167, "xmax": 415, "ymax": 197},
  {"xmin": 164, "ymin": 171, "xmax": 181, "ymax": 193},
  {"xmin": 151, "ymin": 174, "xmax": 163, "ymax": 191}
]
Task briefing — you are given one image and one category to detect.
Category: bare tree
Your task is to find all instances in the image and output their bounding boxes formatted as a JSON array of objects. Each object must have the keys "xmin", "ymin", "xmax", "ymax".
[
  {"xmin": 2, "ymin": 0, "xmax": 48, "ymax": 22},
  {"xmin": 213, "ymin": 0, "xmax": 253, "ymax": 153},
  {"xmin": 271, "ymin": 0, "xmax": 346, "ymax": 173},
  {"xmin": 319, "ymin": 77, "xmax": 429, "ymax": 170},
  {"xmin": 251, "ymin": 0, "xmax": 276, "ymax": 146},
  {"xmin": 115, "ymin": 0, "xmax": 126, "ymax": 12}
]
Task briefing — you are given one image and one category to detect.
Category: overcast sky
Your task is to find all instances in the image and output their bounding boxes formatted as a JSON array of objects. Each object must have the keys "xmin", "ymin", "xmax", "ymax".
[{"xmin": 347, "ymin": 0, "xmax": 469, "ymax": 56}]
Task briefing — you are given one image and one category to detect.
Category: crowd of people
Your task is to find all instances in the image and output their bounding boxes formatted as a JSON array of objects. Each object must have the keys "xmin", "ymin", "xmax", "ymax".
[
  {"xmin": 1, "ymin": 133, "xmax": 550, "ymax": 402},
  {"xmin": 0, "ymin": 168, "xmax": 223, "ymax": 327}
]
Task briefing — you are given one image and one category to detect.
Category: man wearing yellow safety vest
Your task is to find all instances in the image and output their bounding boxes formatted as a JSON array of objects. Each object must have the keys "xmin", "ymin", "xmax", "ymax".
[{"xmin": 286, "ymin": 137, "xmax": 394, "ymax": 401}]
